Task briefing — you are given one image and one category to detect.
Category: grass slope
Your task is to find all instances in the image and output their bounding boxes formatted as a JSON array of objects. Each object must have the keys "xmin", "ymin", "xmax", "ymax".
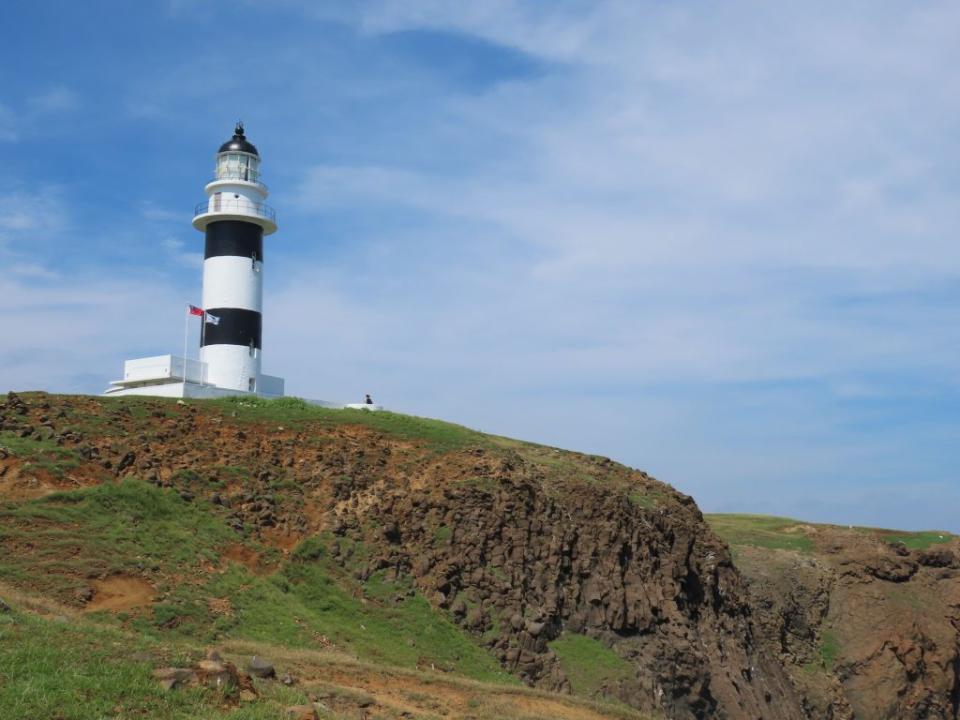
[
  {"xmin": 0, "ymin": 479, "xmax": 506, "ymax": 686},
  {"xmin": 548, "ymin": 632, "xmax": 635, "ymax": 696},
  {"xmin": 706, "ymin": 513, "xmax": 954, "ymax": 554},
  {"xmin": 0, "ymin": 609, "xmax": 312, "ymax": 720}
]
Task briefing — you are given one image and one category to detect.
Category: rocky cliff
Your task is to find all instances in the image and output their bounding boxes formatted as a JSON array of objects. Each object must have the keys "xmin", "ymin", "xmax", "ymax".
[
  {"xmin": 709, "ymin": 515, "xmax": 960, "ymax": 719},
  {"xmin": 0, "ymin": 392, "xmax": 802, "ymax": 719},
  {"xmin": 2, "ymin": 392, "xmax": 956, "ymax": 719},
  {"xmin": 336, "ymin": 454, "xmax": 803, "ymax": 719}
]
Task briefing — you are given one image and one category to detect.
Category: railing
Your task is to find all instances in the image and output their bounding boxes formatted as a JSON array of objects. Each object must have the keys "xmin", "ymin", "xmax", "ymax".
[
  {"xmin": 195, "ymin": 198, "xmax": 276, "ymax": 223},
  {"xmin": 210, "ymin": 171, "xmax": 268, "ymax": 191}
]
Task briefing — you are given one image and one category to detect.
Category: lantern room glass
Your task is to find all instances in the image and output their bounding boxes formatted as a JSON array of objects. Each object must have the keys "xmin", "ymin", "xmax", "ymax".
[{"xmin": 215, "ymin": 152, "xmax": 261, "ymax": 184}]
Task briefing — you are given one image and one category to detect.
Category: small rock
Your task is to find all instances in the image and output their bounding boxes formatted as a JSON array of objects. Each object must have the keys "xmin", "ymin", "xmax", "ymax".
[
  {"xmin": 0, "ymin": 597, "xmax": 11, "ymax": 613},
  {"xmin": 75, "ymin": 586, "xmax": 95, "ymax": 604},
  {"xmin": 524, "ymin": 619, "xmax": 546, "ymax": 637},
  {"xmin": 285, "ymin": 705, "xmax": 319, "ymax": 720},
  {"xmin": 248, "ymin": 655, "xmax": 276, "ymax": 678},
  {"xmin": 281, "ymin": 673, "xmax": 296, "ymax": 685},
  {"xmin": 196, "ymin": 659, "xmax": 225, "ymax": 673},
  {"xmin": 153, "ymin": 667, "xmax": 196, "ymax": 691},
  {"xmin": 116, "ymin": 451, "xmax": 136, "ymax": 473},
  {"xmin": 36, "ymin": 426, "xmax": 55, "ymax": 441}
]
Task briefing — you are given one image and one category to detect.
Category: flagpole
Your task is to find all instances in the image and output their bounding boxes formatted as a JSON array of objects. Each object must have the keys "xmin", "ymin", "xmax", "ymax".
[
  {"xmin": 199, "ymin": 312, "xmax": 205, "ymax": 387},
  {"xmin": 183, "ymin": 305, "xmax": 189, "ymax": 381}
]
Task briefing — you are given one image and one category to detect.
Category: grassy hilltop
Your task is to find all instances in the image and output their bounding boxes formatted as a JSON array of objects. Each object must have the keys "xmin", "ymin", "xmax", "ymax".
[
  {"xmin": 0, "ymin": 393, "xmax": 654, "ymax": 720},
  {"xmin": 2, "ymin": 392, "xmax": 957, "ymax": 720}
]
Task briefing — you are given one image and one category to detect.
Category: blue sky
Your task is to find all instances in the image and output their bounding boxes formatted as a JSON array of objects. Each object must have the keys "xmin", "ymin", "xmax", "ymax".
[{"xmin": 1, "ymin": 1, "xmax": 958, "ymax": 531}]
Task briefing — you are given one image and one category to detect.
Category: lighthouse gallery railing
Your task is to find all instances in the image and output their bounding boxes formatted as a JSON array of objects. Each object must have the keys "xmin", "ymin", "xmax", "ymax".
[{"xmin": 194, "ymin": 198, "xmax": 276, "ymax": 222}]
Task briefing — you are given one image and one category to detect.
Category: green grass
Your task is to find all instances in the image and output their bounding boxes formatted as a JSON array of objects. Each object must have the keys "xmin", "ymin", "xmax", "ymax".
[
  {"xmin": 0, "ymin": 611, "xmax": 309, "ymax": 719},
  {"xmin": 627, "ymin": 491, "xmax": 655, "ymax": 509},
  {"xmin": 0, "ymin": 430, "xmax": 82, "ymax": 478},
  {"xmin": 0, "ymin": 479, "xmax": 236, "ymax": 598},
  {"xmin": 130, "ymin": 532, "xmax": 510, "ymax": 685},
  {"xmin": 433, "ymin": 524, "xmax": 452, "ymax": 546},
  {"xmin": 818, "ymin": 628, "xmax": 840, "ymax": 669},
  {"xmin": 705, "ymin": 514, "xmax": 814, "ymax": 553},
  {"xmin": 0, "ymin": 478, "xmax": 511, "ymax": 685},
  {"xmin": 708, "ymin": 514, "xmax": 955, "ymax": 555},
  {"xmin": 211, "ymin": 396, "xmax": 489, "ymax": 453},
  {"xmin": 873, "ymin": 530, "xmax": 953, "ymax": 550},
  {"xmin": 548, "ymin": 632, "xmax": 635, "ymax": 697}
]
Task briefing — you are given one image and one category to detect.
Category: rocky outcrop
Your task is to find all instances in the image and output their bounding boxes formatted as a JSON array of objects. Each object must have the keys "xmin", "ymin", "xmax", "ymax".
[
  {"xmin": 735, "ymin": 533, "xmax": 960, "ymax": 719},
  {"xmin": 329, "ymin": 460, "xmax": 803, "ymax": 719}
]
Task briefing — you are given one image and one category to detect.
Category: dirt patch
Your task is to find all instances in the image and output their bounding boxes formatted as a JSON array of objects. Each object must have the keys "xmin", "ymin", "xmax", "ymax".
[
  {"xmin": 306, "ymin": 664, "xmax": 629, "ymax": 720},
  {"xmin": 85, "ymin": 575, "xmax": 155, "ymax": 613},
  {"xmin": 0, "ymin": 461, "xmax": 63, "ymax": 501},
  {"xmin": 222, "ymin": 543, "xmax": 262, "ymax": 572}
]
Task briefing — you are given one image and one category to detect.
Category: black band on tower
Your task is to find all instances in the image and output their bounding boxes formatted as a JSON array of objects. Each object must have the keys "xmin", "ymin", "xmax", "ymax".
[
  {"xmin": 201, "ymin": 308, "xmax": 262, "ymax": 349},
  {"xmin": 205, "ymin": 220, "xmax": 263, "ymax": 261}
]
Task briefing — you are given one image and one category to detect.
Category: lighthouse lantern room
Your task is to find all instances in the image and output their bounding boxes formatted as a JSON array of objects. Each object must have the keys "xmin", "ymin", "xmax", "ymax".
[{"xmin": 104, "ymin": 123, "xmax": 286, "ymax": 400}]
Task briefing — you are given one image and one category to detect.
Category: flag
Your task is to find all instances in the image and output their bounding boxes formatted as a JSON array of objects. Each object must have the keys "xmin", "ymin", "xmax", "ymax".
[
  {"xmin": 205, "ymin": 312, "xmax": 221, "ymax": 326},
  {"xmin": 188, "ymin": 305, "xmax": 204, "ymax": 317}
]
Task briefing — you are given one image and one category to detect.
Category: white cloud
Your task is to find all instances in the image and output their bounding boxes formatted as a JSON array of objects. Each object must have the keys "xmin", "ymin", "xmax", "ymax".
[
  {"xmin": 8, "ymin": 263, "xmax": 58, "ymax": 279},
  {"xmin": 141, "ymin": 202, "xmax": 188, "ymax": 223},
  {"xmin": 0, "ymin": 188, "xmax": 68, "ymax": 265},
  {"xmin": 276, "ymin": 1, "xmax": 960, "ymax": 529},
  {"xmin": 27, "ymin": 85, "xmax": 80, "ymax": 113},
  {"xmin": 0, "ymin": 272, "xmax": 185, "ymax": 393},
  {"xmin": 0, "ymin": 103, "xmax": 15, "ymax": 142},
  {"xmin": 162, "ymin": 236, "xmax": 203, "ymax": 268}
]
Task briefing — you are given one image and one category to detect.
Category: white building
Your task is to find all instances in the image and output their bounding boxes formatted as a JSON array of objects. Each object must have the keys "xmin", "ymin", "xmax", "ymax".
[{"xmin": 105, "ymin": 124, "xmax": 377, "ymax": 409}]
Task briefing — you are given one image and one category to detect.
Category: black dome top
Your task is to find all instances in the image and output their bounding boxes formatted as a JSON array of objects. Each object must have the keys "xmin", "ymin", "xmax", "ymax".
[{"xmin": 218, "ymin": 122, "xmax": 259, "ymax": 156}]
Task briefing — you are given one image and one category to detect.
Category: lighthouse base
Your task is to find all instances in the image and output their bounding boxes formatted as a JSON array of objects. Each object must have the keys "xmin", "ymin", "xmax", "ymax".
[
  {"xmin": 103, "ymin": 354, "xmax": 375, "ymax": 409},
  {"xmin": 103, "ymin": 354, "xmax": 284, "ymax": 400},
  {"xmin": 104, "ymin": 380, "xmax": 266, "ymax": 401}
]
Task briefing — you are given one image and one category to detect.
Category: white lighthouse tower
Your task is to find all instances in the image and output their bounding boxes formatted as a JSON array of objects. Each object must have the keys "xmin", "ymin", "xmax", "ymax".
[
  {"xmin": 105, "ymin": 123, "xmax": 285, "ymax": 399},
  {"xmin": 194, "ymin": 123, "xmax": 276, "ymax": 394}
]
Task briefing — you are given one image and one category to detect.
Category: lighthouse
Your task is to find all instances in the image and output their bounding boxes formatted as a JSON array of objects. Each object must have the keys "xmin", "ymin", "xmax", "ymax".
[
  {"xmin": 104, "ymin": 123, "xmax": 285, "ymax": 399},
  {"xmin": 194, "ymin": 123, "xmax": 275, "ymax": 393}
]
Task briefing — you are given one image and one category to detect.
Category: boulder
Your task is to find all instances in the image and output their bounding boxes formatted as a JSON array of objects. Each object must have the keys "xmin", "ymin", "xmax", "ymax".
[{"xmin": 248, "ymin": 655, "xmax": 276, "ymax": 678}]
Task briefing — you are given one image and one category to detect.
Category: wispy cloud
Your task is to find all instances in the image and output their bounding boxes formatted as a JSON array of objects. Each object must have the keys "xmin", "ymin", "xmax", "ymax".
[
  {"xmin": 8, "ymin": 262, "xmax": 58, "ymax": 279},
  {"xmin": 162, "ymin": 236, "xmax": 203, "ymax": 268},
  {"xmin": 27, "ymin": 85, "xmax": 80, "ymax": 113},
  {"xmin": 0, "ymin": 188, "xmax": 67, "ymax": 251},
  {"xmin": 141, "ymin": 202, "xmax": 188, "ymax": 224},
  {"xmin": 0, "ymin": 272, "xmax": 185, "ymax": 393},
  {"xmin": 0, "ymin": 102, "xmax": 15, "ymax": 142}
]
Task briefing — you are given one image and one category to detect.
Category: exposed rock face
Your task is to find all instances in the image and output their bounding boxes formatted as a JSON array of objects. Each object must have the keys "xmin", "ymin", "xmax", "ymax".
[
  {"xmin": 734, "ymin": 533, "xmax": 960, "ymax": 719},
  {"xmin": 331, "ymin": 461, "xmax": 803, "ymax": 719}
]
